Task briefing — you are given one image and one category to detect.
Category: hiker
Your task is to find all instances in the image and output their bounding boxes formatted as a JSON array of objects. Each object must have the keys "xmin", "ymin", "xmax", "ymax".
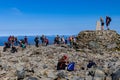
[
  {"xmin": 65, "ymin": 37, "xmax": 68, "ymax": 44},
  {"xmin": 73, "ymin": 36, "xmax": 77, "ymax": 44},
  {"xmin": 44, "ymin": 37, "xmax": 49, "ymax": 46},
  {"xmin": 19, "ymin": 40, "xmax": 26, "ymax": 49},
  {"xmin": 8, "ymin": 35, "xmax": 13, "ymax": 46},
  {"xmin": 61, "ymin": 36, "xmax": 65, "ymax": 44},
  {"xmin": 8, "ymin": 36, "xmax": 11, "ymax": 42},
  {"xmin": 57, "ymin": 55, "xmax": 69, "ymax": 70},
  {"xmin": 14, "ymin": 37, "xmax": 18, "ymax": 46},
  {"xmin": 100, "ymin": 17, "xmax": 104, "ymax": 30},
  {"xmin": 54, "ymin": 35, "xmax": 60, "ymax": 45},
  {"xmin": 69, "ymin": 36, "xmax": 74, "ymax": 48},
  {"xmin": 106, "ymin": 16, "xmax": 112, "ymax": 30},
  {"xmin": 24, "ymin": 36, "xmax": 28, "ymax": 45},
  {"xmin": 40, "ymin": 35, "xmax": 45, "ymax": 45},
  {"xmin": 34, "ymin": 36, "xmax": 39, "ymax": 47},
  {"xmin": 3, "ymin": 42, "xmax": 11, "ymax": 52},
  {"xmin": 11, "ymin": 36, "xmax": 15, "ymax": 46},
  {"xmin": 10, "ymin": 46, "xmax": 17, "ymax": 53}
]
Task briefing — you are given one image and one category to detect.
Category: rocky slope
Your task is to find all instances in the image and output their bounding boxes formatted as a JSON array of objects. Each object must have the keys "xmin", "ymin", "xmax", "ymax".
[{"xmin": 0, "ymin": 30, "xmax": 120, "ymax": 80}]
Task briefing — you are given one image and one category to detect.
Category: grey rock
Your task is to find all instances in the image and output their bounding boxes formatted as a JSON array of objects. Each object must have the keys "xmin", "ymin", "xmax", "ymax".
[
  {"xmin": 72, "ymin": 76, "xmax": 84, "ymax": 80},
  {"xmin": 57, "ymin": 71, "xmax": 66, "ymax": 78},
  {"xmin": 111, "ymin": 69, "xmax": 120, "ymax": 80},
  {"xmin": 89, "ymin": 41, "xmax": 99, "ymax": 48},
  {"xmin": 107, "ymin": 43, "xmax": 117, "ymax": 49},
  {"xmin": 16, "ymin": 69, "xmax": 25, "ymax": 80},
  {"xmin": 27, "ymin": 77, "xmax": 38, "ymax": 80}
]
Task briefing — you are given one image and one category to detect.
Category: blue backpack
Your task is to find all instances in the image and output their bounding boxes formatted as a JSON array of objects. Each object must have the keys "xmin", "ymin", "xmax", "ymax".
[{"xmin": 67, "ymin": 62, "xmax": 75, "ymax": 71}]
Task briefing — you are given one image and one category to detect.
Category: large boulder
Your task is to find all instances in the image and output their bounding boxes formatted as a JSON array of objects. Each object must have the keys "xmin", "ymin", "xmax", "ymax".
[{"xmin": 111, "ymin": 69, "xmax": 120, "ymax": 80}]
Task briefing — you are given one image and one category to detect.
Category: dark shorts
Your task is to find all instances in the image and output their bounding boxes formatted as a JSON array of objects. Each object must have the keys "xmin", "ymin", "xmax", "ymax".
[
  {"xmin": 106, "ymin": 23, "xmax": 110, "ymax": 26},
  {"xmin": 101, "ymin": 23, "xmax": 104, "ymax": 26}
]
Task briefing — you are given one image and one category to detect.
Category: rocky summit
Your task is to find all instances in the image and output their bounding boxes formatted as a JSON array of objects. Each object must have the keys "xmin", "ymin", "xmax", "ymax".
[
  {"xmin": 76, "ymin": 30, "xmax": 120, "ymax": 52},
  {"xmin": 0, "ymin": 30, "xmax": 120, "ymax": 80}
]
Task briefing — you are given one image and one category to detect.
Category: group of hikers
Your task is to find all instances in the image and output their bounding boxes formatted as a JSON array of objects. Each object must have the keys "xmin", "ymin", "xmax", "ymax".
[
  {"xmin": 3, "ymin": 36, "xmax": 28, "ymax": 53},
  {"xmin": 54, "ymin": 35, "xmax": 77, "ymax": 46},
  {"xmin": 34, "ymin": 35, "xmax": 49, "ymax": 47},
  {"xmin": 100, "ymin": 16, "xmax": 112, "ymax": 30},
  {"xmin": 34, "ymin": 35, "xmax": 77, "ymax": 47},
  {"xmin": 3, "ymin": 35, "xmax": 77, "ymax": 52}
]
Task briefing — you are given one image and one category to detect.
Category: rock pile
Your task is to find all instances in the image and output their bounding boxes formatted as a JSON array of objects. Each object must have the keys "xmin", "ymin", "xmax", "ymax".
[{"xmin": 76, "ymin": 30, "xmax": 120, "ymax": 52}]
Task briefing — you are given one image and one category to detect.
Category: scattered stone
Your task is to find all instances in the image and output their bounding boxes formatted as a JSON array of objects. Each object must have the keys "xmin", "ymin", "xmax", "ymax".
[
  {"xmin": 111, "ymin": 69, "xmax": 120, "ymax": 80},
  {"xmin": 27, "ymin": 77, "xmax": 38, "ymax": 80},
  {"xmin": 0, "ymin": 30, "xmax": 120, "ymax": 79},
  {"xmin": 16, "ymin": 69, "xmax": 25, "ymax": 80}
]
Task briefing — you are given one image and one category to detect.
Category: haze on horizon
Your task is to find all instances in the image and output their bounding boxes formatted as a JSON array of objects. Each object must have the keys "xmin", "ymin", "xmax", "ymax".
[{"xmin": 0, "ymin": 0, "xmax": 120, "ymax": 36}]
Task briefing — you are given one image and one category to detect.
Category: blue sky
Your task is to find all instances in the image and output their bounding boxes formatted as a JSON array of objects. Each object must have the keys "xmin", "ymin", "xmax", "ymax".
[{"xmin": 0, "ymin": 0, "xmax": 120, "ymax": 36}]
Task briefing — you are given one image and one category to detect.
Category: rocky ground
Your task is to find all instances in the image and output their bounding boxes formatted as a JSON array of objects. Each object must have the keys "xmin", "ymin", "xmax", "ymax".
[{"xmin": 0, "ymin": 30, "xmax": 120, "ymax": 80}]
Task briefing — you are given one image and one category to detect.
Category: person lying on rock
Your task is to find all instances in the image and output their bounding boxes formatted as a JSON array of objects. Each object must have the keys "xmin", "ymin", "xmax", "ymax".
[{"xmin": 57, "ymin": 55, "xmax": 69, "ymax": 70}]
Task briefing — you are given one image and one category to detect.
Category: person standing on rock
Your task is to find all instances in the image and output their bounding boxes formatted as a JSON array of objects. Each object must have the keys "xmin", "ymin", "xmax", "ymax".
[
  {"xmin": 106, "ymin": 16, "xmax": 112, "ymax": 30},
  {"xmin": 100, "ymin": 17, "xmax": 104, "ymax": 30},
  {"xmin": 24, "ymin": 36, "xmax": 28, "ymax": 45},
  {"xmin": 34, "ymin": 36, "xmax": 39, "ymax": 47},
  {"xmin": 40, "ymin": 35, "xmax": 45, "ymax": 45}
]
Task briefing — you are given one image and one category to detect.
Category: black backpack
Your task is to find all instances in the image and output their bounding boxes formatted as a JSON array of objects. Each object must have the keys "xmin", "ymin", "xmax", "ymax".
[{"xmin": 109, "ymin": 17, "xmax": 112, "ymax": 22}]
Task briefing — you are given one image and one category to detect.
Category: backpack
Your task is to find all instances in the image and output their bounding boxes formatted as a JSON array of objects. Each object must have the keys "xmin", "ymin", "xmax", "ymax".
[
  {"xmin": 87, "ymin": 61, "xmax": 96, "ymax": 68},
  {"xmin": 67, "ymin": 62, "xmax": 75, "ymax": 71},
  {"xmin": 109, "ymin": 17, "xmax": 111, "ymax": 22}
]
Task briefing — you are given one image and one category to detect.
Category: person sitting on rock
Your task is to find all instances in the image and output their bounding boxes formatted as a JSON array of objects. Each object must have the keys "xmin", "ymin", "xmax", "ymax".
[
  {"xmin": 19, "ymin": 40, "xmax": 26, "ymax": 49},
  {"xmin": 10, "ymin": 46, "xmax": 17, "ymax": 53},
  {"xmin": 57, "ymin": 55, "xmax": 69, "ymax": 70},
  {"xmin": 3, "ymin": 42, "xmax": 11, "ymax": 52}
]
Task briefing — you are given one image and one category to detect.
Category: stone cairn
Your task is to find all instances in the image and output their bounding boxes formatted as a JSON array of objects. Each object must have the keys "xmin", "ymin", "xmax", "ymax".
[{"xmin": 75, "ymin": 30, "xmax": 120, "ymax": 52}]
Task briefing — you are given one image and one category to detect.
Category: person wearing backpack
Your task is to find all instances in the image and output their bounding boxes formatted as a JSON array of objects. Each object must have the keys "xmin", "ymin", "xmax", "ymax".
[
  {"xmin": 106, "ymin": 16, "xmax": 112, "ymax": 30},
  {"xmin": 57, "ymin": 55, "xmax": 69, "ymax": 70},
  {"xmin": 11, "ymin": 46, "xmax": 17, "ymax": 53},
  {"xmin": 34, "ymin": 36, "xmax": 39, "ymax": 47}
]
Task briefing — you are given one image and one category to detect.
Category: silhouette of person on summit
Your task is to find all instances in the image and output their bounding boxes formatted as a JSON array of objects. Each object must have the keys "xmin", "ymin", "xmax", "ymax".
[
  {"xmin": 106, "ymin": 16, "xmax": 111, "ymax": 30},
  {"xmin": 34, "ymin": 36, "xmax": 39, "ymax": 47}
]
